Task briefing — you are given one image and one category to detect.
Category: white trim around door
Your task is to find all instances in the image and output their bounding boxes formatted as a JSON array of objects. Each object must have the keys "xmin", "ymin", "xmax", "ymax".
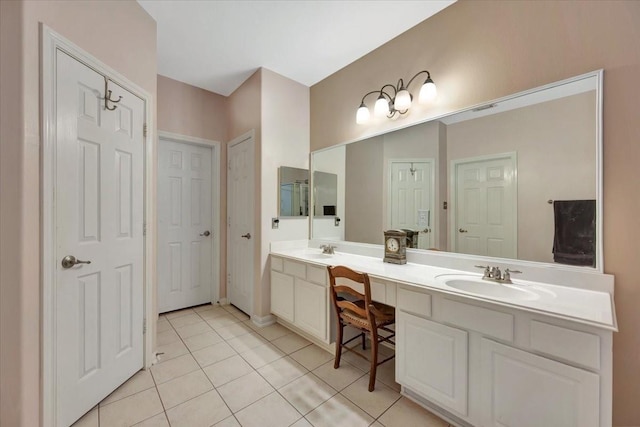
[
  {"xmin": 41, "ymin": 25, "xmax": 155, "ymax": 426},
  {"xmin": 158, "ymin": 131, "xmax": 222, "ymax": 308}
]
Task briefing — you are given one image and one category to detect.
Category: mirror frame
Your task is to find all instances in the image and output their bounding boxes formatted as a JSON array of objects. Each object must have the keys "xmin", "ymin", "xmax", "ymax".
[{"xmin": 309, "ymin": 70, "xmax": 604, "ymax": 272}]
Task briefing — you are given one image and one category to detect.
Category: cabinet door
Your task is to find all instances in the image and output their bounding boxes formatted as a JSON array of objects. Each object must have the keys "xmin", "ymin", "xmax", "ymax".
[
  {"xmin": 480, "ymin": 338, "xmax": 599, "ymax": 427},
  {"xmin": 397, "ymin": 312, "xmax": 468, "ymax": 416},
  {"xmin": 294, "ymin": 279, "xmax": 327, "ymax": 341},
  {"xmin": 271, "ymin": 270, "xmax": 294, "ymax": 322}
]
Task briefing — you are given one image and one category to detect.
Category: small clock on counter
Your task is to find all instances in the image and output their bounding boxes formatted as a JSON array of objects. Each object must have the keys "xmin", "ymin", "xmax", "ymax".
[{"xmin": 383, "ymin": 229, "xmax": 407, "ymax": 264}]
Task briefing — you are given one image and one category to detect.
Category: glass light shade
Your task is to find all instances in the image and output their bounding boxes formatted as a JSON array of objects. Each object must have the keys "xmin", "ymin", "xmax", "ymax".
[
  {"xmin": 394, "ymin": 89, "xmax": 412, "ymax": 111},
  {"xmin": 374, "ymin": 95, "xmax": 390, "ymax": 117},
  {"xmin": 356, "ymin": 103, "xmax": 370, "ymax": 124},
  {"xmin": 418, "ymin": 79, "xmax": 437, "ymax": 104}
]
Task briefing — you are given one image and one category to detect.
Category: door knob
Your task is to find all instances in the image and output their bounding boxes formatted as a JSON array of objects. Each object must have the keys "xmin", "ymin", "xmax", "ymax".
[
  {"xmin": 458, "ymin": 228, "xmax": 468, "ymax": 233},
  {"xmin": 61, "ymin": 255, "xmax": 91, "ymax": 269},
  {"xmin": 241, "ymin": 233, "xmax": 251, "ymax": 239},
  {"xmin": 200, "ymin": 230, "xmax": 211, "ymax": 237}
]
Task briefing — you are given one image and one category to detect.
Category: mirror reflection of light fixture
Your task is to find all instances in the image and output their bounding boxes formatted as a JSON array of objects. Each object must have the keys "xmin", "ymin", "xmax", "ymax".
[{"xmin": 356, "ymin": 70, "xmax": 437, "ymax": 124}]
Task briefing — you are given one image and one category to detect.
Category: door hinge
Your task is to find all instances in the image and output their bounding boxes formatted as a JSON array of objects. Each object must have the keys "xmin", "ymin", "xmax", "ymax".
[
  {"xmin": 228, "ymin": 160, "xmax": 231, "ymax": 171},
  {"xmin": 143, "ymin": 318, "xmax": 147, "ymax": 334},
  {"xmin": 143, "ymin": 221, "xmax": 147, "ymax": 236},
  {"xmin": 143, "ymin": 123, "xmax": 147, "ymax": 138}
]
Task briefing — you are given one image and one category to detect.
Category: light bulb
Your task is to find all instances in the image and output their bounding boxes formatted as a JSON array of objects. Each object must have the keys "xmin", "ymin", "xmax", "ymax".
[
  {"xmin": 418, "ymin": 78, "xmax": 437, "ymax": 104},
  {"xmin": 394, "ymin": 88, "xmax": 412, "ymax": 111},
  {"xmin": 356, "ymin": 102, "xmax": 370, "ymax": 124},
  {"xmin": 374, "ymin": 95, "xmax": 390, "ymax": 117}
]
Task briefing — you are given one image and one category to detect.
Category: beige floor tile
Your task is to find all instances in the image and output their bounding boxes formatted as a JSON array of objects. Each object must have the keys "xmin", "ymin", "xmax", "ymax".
[
  {"xmin": 150, "ymin": 354, "xmax": 199, "ymax": 384},
  {"xmin": 377, "ymin": 397, "xmax": 448, "ymax": 427},
  {"xmin": 279, "ymin": 373, "xmax": 336, "ymax": 415},
  {"xmin": 156, "ymin": 340, "xmax": 190, "ymax": 363},
  {"xmin": 183, "ymin": 330, "xmax": 224, "ymax": 352},
  {"xmin": 71, "ymin": 406, "xmax": 98, "ymax": 427},
  {"xmin": 214, "ymin": 321, "xmax": 254, "ymax": 340},
  {"xmin": 170, "ymin": 313, "xmax": 204, "ymax": 329},
  {"xmin": 240, "ymin": 342, "xmax": 285, "ymax": 369},
  {"xmin": 341, "ymin": 347, "xmax": 372, "ymax": 372},
  {"xmin": 166, "ymin": 390, "xmax": 231, "ymax": 427},
  {"xmin": 252, "ymin": 322, "xmax": 291, "ymax": 341},
  {"xmin": 207, "ymin": 314, "xmax": 242, "ymax": 329},
  {"xmin": 99, "ymin": 388, "xmax": 164, "ymax": 427},
  {"xmin": 214, "ymin": 416, "xmax": 241, "ymax": 427},
  {"xmin": 341, "ymin": 376, "xmax": 401, "ymax": 418},
  {"xmin": 157, "ymin": 369, "xmax": 214, "ymax": 409},
  {"xmin": 231, "ymin": 311, "xmax": 250, "ymax": 321},
  {"xmin": 193, "ymin": 303, "xmax": 215, "ymax": 312},
  {"xmin": 192, "ymin": 341, "xmax": 237, "ymax": 367},
  {"xmin": 226, "ymin": 331, "xmax": 268, "ymax": 353},
  {"xmin": 217, "ymin": 371, "xmax": 275, "ymax": 412},
  {"xmin": 202, "ymin": 354, "xmax": 254, "ymax": 387},
  {"xmin": 222, "ymin": 305, "xmax": 245, "ymax": 316},
  {"xmin": 175, "ymin": 321, "xmax": 212, "ymax": 339},
  {"xmin": 290, "ymin": 344, "xmax": 333, "ymax": 370},
  {"xmin": 271, "ymin": 333, "xmax": 312, "ymax": 354},
  {"xmin": 235, "ymin": 392, "xmax": 301, "ymax": 427},
  {"xmin": 198, "ymin": 306, "xmax": 231, "ymax": 320},
  {"xmin": 290, "ymin": 418, "xmax": 313, "ymax": 427},
  {"xmin": 156, "ymin": 329, "xmax": 181, "ymax": 347},
  {"xmin": 100, "ymin": 369, "xmax": 155, "ymax": 406},
  {"xmin": 156, "ymin": 319, "xmax": 173, "ymax": 333},
  {"xmin": 375, "ymin": 358, "xmax": 400, "ymax": 391},
  {"xmin": 164, "ymin": 308, "xmax": 195, "ymax": 320},
  {"xmin": 133, "ymin": 412, "xmax": 170, "ymax": 426},
  {"xmin": 370, "ymin": 422, "xmax": 384, "ymax": 427},
  {"xmin": 257, "ymin": 356, "xmax": 307, "ymax": 389},
  {"xmin": 312, "ymin": 360, "xmax": 365, "ymax": 391},
  {"xmin": 305, "ymin": 394, "xmax": 374, "ymax": 427}
]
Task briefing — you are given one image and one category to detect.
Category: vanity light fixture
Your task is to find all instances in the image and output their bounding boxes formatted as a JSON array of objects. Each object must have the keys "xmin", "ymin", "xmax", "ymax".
[{"xmin": 356, "ymin": 70, "xmax": 437, "ymax": 124}]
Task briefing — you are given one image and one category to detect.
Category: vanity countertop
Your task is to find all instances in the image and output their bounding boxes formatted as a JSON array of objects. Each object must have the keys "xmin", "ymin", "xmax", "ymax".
[{"xmin": 270, "ymin": 246, "xmax": 617, "ymax": 331}]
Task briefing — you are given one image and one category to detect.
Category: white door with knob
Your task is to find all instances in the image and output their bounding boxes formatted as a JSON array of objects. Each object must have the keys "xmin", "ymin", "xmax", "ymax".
[
  {"xmin": 227, "ymin": 134, "xmax": 255, "ymax": 315},
  {"xmin": 389, "ymin": 160, "xmax": 435, "ymax": 249},
  {"xmin": 453, "ymin": 154, "xmax": 517, "ymax": 258},
  {"xmin": 158, "ymin": 139, "xmax": 214, "ymax": 313},
  {"xmin": 54, "ymin": 51, "xmax": 145, "ymax": 426}
]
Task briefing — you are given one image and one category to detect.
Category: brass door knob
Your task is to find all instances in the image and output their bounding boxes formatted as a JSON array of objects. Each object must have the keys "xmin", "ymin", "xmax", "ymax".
[
  {"xmin": 458, "ymin": 228, "xmax": 468, "ymax": 233},
  {"xmin": 200, "ymin": 230, "xmax": 211, "ymax": 237},
  {"xmin": 61, "ymin": 255, "xmax": 91, "ymax": 269},
  {"xmin": 241, "ymin": 233, "xmax": 251, "ymax": 239}
]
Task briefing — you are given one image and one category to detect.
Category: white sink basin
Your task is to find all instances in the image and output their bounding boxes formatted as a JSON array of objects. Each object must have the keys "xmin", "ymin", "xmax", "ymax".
[
  {"xmin": 436, "ymin": 274, "xmax": 540, "ymax": 301},
  {"xmin": 304, "ymin": 253, "xmax": 334, "ymax": 260}
]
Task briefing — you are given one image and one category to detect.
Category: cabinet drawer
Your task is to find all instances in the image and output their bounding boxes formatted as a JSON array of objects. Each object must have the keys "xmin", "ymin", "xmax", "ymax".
[
  {"xmin": 306, "ymin": 264, "xmax": 327, "ymax": 285},
  {"xmin": 271, "ymin": 256, "xmax": 283, "ymax": 272},
  {"xmin": 397, "ymin": 287, "xmax": 432, "ymax": 317},
  {"xmin": 442, "ymin": 299, "xmax": 513, "ymax": 343},
  {"xmin": 370, "ymin": 279, "xmax": 387, "ymax": 304},
  {"xmin": 530, "ymin": 321, "xmax": 600, "ymax": 370},
  {"xmin": 283, "ymin": 259, "xmax": 306, "ymax": 279}
]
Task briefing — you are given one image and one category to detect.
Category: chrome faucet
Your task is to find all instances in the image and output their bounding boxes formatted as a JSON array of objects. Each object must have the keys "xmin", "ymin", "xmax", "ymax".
[
  {"xmin": 475, "ymin": 265, "xmax": 522, "ymax": 284},
  {"xmin": 320, "ymin": 244, "xmax": 337, "ymax": 255}
]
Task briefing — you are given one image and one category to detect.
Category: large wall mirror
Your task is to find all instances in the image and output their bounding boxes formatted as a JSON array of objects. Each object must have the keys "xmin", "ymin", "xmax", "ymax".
[
  {"xmin": 311, "ymin": 71, "xmax": 603, "ymax": 270},
  {"xmin": 279, "ymin": 166, "xmax": 309, "ymax": 217}
]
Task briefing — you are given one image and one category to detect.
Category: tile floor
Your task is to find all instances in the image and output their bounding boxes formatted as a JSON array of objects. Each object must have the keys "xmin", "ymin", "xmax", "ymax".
[{"xmin": 72, "ymin": 304, "xmax": 452, "ymax": 427}]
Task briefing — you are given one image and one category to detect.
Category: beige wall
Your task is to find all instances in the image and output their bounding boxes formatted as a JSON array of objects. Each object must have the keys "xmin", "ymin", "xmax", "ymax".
[
  {"xmin": 447, "ymin": 91, "xmax": 596, "ymax": 262},
  {"xmin": 0, "ymin": 1, "xmax": 157, "ymax": 425},
  {"xmin": 310, "ymin": 1, "xmax": 640, "ymax": 425},
  {"xmin": 157, "ymin": 75, "xmax": 229, "ymax": 300}
]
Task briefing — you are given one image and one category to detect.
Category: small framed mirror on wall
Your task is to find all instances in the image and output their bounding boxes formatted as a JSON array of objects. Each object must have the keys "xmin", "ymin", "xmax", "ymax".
[{"xmin": 278, "ymin": 166, "xmax": 309, "ymax": 217}]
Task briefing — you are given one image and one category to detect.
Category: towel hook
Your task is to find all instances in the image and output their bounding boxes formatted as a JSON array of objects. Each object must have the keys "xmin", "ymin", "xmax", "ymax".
[{"xmin": 103, "ymin": 76, "xmax": 122, "ymax": 111}]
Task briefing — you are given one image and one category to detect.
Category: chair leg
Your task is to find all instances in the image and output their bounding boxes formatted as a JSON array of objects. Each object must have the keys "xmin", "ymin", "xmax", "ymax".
[
  {"xmin": 361, "ymin": 332, "xmax": 366, "ymax": 350},
  {"xmin": 368, "ymin": 330, "xmax": 379, "ymax": 392},
  {"xmin": 334, "ymin": 321, "xmax": 344, "ymax": 369}
]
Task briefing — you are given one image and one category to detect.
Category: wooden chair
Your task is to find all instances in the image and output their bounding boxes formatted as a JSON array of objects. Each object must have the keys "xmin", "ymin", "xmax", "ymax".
[{"xmin": 327, "ymin": 265, "xmax": 396, "ymax": 392}]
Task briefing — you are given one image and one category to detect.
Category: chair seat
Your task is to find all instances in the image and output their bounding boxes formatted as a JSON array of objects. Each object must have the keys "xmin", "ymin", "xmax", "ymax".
[{"xmin": 341, "ymin": 300, "xmax": 395, "ymax": 329}]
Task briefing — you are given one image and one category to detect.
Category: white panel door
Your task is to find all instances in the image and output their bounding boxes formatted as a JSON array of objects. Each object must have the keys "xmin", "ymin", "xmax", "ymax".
[
  {"xmin": 397, "ymin": 312, "xmax": 468, "ymax": 416},
  {"xmin": 55, "ymin": 51, "xmax": 144, "ymax": 426},
  {"xmin": 480, "ymin": 338, "xmax": 599, "ymax": 427},
  {"xmin": 158, "ymin": 139, "xmax": 213, "ymax": 312},
  {"xmin": 390, "ymin": 161, "xmax": 434, "ymax": 249},
  {"xmin": 454, "ymin": 155, "xmax": 516, "ymax": 258},
  {"xmin": 227, "ymin": 136, "xmax": 255, "ymax": 315}
]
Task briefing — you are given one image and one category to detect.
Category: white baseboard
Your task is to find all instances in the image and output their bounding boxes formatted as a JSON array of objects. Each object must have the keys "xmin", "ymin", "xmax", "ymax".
[{"xmin": 251, "ymin": 314, "xmax": 276, "ymax": 327}]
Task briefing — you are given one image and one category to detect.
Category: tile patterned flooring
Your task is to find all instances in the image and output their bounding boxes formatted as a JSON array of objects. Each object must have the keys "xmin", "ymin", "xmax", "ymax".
[{"xmin": 72, "ymin": 304, "xmax": 452, "ymax": 427}]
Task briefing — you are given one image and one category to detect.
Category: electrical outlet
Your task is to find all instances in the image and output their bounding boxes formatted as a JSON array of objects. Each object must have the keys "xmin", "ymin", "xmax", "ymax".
[
  {"xmin": 272, "ymin": 217, "xmax": 280, "ymax": 229},
  {"xmin": 334, "ymin": 217, "xmax": 341, "ymax": 227}
]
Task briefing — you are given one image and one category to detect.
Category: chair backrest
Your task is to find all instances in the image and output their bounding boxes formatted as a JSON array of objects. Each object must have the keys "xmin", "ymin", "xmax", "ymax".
[{"xmin": 327, "ymin": 265, "xmax": 372, "ymax": 320}]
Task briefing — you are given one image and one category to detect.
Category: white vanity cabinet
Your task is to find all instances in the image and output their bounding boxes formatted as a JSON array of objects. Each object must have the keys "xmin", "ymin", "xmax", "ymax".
[
  {"xmin": 396, "ymin": 285, "xmax": 608, "ymax": 427},
  {"xmin": 270, "ymin": 256, "xmax": 329, "ymax": 342}
]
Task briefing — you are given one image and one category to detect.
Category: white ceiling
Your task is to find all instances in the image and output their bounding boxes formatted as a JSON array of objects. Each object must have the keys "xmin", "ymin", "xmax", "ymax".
[{"xmin": 138, "ymin": 0, "xmax": 455, "ymax": 96}]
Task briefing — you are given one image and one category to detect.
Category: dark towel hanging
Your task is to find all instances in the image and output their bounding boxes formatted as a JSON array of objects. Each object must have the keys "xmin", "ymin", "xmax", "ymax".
[{"xmin": 552, "ymin": 200, "xmax": 596, "ymax": 267}]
